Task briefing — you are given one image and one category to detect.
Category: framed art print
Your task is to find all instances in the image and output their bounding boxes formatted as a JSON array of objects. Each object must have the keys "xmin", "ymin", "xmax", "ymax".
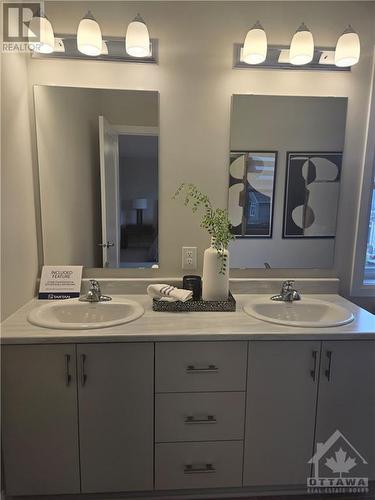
[
  {"xmin": 283, "ymin": 152, "xmax": 342, "ymax": 238},
  {"xmin": 229, "ymin": 151, "xmax": 277, "ymax": 237}
]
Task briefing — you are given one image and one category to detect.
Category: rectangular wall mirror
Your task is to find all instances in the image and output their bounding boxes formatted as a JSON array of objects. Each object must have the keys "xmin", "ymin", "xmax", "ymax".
[
  {"xmin": 229, "ymin": 94, "xmax": 348, "ymax": 269},
  {"xmin": 34, "ymin": 86, "xmax": 159, "ymax": 269}
]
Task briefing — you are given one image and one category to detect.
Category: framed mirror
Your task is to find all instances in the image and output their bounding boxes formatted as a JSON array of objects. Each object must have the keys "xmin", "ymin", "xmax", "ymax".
[
  {"xmin": 34, "ymin": 86, "xmax": 159, "ymax": 269},
  {"xmin": 229, "ymin": 94, "xmax": 348, "ymax": 269}
]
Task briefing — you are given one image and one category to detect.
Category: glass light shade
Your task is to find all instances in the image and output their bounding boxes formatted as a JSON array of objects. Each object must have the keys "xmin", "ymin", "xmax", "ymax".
[
  {"xmin": 77, "ymin": 12, "xmax": 102, "ymax": 56},
  {"xmin": 126, "ymin": 15, "xmax": 150, "ymax": 57},
  {"xmin": 133, "ymin": 198, "xmax": 148, "ymax": 210},
  {"xmin": 101, "ymin": 40, "xmax": 109, "ymax": 55},
  {"xmin": 289, "ymin": 23, "xmax": 314, "ymax": 65},
  {"xmin": 29, "ymin": 14, "xmax": 55, "ymax": 54},
  {"xmin": 242, "ymin": 21, "xmax": 267, "ymax": 65},
  {"xmin": 335, "ymin": 27, "xmax": 360, "ymax": 67}
]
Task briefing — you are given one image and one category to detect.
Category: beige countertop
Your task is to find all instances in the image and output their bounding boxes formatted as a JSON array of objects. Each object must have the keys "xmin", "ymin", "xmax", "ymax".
[{"xmin": 1, "ymin": 294, "xmax": 374, "ymax": 344}]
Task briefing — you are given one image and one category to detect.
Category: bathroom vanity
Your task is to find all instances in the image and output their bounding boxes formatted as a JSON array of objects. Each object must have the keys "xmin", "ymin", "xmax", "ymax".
[{"xmin": 2, "ymin": 293, "xmax": 374, "ymax": 498}]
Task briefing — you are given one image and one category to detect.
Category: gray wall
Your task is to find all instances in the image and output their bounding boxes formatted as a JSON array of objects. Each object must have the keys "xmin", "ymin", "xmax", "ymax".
[
  {"xmin": 1, "ymin": 54, "xmax": 39, "ymax": 320},
  {"xmin": 230, "ymin": 95, "xmax": 347, "ymax": 269},
  {"xmin": 34, "ymin": 86, "xmax": 101, "ymax": 267}
]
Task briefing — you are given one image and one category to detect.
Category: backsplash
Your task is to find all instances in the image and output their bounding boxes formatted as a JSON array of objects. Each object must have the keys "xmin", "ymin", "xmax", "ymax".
[{"xmin": 80, "ymin": 278, "xmax": 340, "ymax": 296}]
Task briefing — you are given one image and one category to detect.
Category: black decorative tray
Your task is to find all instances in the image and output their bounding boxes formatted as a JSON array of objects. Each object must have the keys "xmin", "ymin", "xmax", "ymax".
[{"xmin": 152, "ymin": 291, "xmax": 236, "ymax": 312}]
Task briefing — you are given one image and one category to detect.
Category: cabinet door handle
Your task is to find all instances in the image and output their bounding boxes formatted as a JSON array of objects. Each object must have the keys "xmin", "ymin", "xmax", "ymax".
[
  {"xmin": 80, "ymin": 354, "xmax": 87, "ymax": 386},
  {"xmin": 184, "ymin": 463, "xmax": 216, "ymax": 474},
  {"xmin": 186, "ymin": 364, "xmax": 218, "ymax": 373},
  {"xmin": 325, "ymin": 350, "xmax": 333, "ymax": 381},
  {"xmin": 185, "ymin": 415, "xmax": 217, "ymax": 424},
  {"xmin": 65, "ymin": 354, "xmax": 72, "ymax": 386},
  {"xmin": 310, "ymin": 350, "xmax": 318, "ymax": 381}
]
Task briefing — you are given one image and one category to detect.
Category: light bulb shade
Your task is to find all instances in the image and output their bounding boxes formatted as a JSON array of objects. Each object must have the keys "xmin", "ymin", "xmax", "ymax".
[
  {"xmin": 242, "ymin": 22, "xmax": 267, "ymax": 65},
  {"xmin": 289, "ymin": 23, "xmax": 314, "ymax": 65},
  {"xmin": 77, "ymin": 12, "xmax": 102, "ymax": 56},
  {"xmin": 335, "ymin": 27, "xmax": 360, "ymax": 67},
  {"xmin": 126, "ymin": 15, "xmax": 150, "ymax": 57},
  {"xmin": 101, "ymin": 40, "xmax": 109, "ymax": 55},
  {"xmin": 133, "ymin": 198, "xmax": 147, "ymax": 209},
  {"xmin": 29, "ymin": 15, "xmax": 55, "ymax": 54}
]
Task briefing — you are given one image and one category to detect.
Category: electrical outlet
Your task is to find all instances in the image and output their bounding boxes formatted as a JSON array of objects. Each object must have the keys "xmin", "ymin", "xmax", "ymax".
[{"xmin": 182, "ymin": 246, "xmax": 197, "ymax": 270}]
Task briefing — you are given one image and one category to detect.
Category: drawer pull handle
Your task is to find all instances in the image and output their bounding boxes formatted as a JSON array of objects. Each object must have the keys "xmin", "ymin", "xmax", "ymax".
[
  {"xmin": 65, "ymin": 354, "xmax": 72, "ymax": 386},
  {"xmin": 185, "ymin": 415, "xmax": 217, "ymax": 424},
  {"xmin": 184, "ymin": 463, "xmax": 216, "ymax": 474},
  {"xmin": 310, "ymin": 350, "xmax": 318, "ymax": 382},
  {"xmin": 325, "ymin": 350, "xmax": 333, "ymax": 382},
  {"xmin": 80, "ymin": 354, "xmax": 87, "ymax": 386},
  {"xmin": 186, "ymin": 364, "xmax": 218, "ymax": 373}
]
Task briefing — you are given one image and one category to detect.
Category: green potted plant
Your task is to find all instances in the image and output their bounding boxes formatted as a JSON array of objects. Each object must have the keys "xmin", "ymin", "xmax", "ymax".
[{"xmin": 173, "ymin": 183, "xmax": 235, "ymax": 300}]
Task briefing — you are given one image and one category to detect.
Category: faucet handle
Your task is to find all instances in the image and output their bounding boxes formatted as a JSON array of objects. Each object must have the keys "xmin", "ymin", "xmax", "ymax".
[
  {"xmin": 281, "ymin": 280, "xmax": 295, "ymax": 291},
  {"xmin": 89, "ymin": 280, "xmax": 101, "ymax": 292},
  {"xmin": 79, "ymin": 280, "xmax": 112, "ymax": 302},
  {"xmin": 271, "ymin": 280, "xmax": 301, "ymax": 302}
]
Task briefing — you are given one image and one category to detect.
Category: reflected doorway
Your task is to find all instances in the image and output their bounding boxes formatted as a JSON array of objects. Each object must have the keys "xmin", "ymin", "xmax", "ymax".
[{"xmin": 118, "ymin": 133, "xmax": 158, "ymax": 268}]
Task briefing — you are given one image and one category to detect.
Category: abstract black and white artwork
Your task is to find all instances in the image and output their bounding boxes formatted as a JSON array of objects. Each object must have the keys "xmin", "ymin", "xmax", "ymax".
[
  {"xmin": 228, "ymin": 152, "xmax": 277, "ymax": 237},
  {"xmin": 283, "ymin": 152, "xmax": 342, "ymax": 238}
]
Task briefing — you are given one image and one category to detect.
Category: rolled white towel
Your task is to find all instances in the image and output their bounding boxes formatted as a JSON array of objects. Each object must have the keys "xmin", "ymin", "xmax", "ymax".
[{"xmin": 147, "ymin": 284, "xmax": 193, "ymax": 303}]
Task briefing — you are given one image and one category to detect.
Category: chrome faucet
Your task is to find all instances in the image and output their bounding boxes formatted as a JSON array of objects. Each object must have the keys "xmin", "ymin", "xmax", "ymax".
[
  {"xmin": 271, "ymin": 280, "xmax": 301, "ymax": 302},
  {"xmin": 79, "ymin": 280, "xmax": 112, "ymax": 303}
]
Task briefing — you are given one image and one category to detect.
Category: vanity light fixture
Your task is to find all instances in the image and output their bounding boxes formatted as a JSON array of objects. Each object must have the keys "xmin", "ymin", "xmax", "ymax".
[
  {"xmin": 101, "ymin": 40, "xmax": 109, "ymax": 55},
  {"xmin": 29, "ymin": 11, "xmax": 55, "ymax": 54},
  {"xmin": 77, "ymin": 11, "xmax": 102, "ymax": 56},
  {"xmin": 126, "ymin": 14, "xmax": 150, "ymax": 57},
  {"xmin": 242, "ymin": 21, "xmax": 268, "ymax": 64},
  {"xmin": 289, "ymin": 22, "xmax": 314, "ymax": 65},
  {"xmin": 335, "ymin": 25, "xmax": 360, "ymax": 67},
  {"xmin": 54, "ymin": 38, "xmax": 65, "ymax": 53}
]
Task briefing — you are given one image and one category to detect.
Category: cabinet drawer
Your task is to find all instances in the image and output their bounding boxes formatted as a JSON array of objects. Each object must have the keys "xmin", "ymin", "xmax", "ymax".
[
  {"xmin": 155, "ymin": 341, "xmax": 247, "ymax": 392},
  {"xmin": 156, "ymin": 392, "xmax": 245, "ymax": 442},
  {"xmin": 155, "ymin": 441, "xmax": 243, "ymax": 490}
]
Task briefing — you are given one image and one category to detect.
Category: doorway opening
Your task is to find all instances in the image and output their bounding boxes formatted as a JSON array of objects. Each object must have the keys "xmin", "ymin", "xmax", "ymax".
[{"xmin": 118, "ymin": 134, "xmax": 159, "ymax": 268}]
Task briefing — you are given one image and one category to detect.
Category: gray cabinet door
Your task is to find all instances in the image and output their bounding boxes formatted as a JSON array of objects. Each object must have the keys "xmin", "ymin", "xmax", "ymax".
[
  {"xmin": 2, "ymin": 344, "xmax": 80, "ymax": 496},
  {"xmin": 77, "ymin": 342, "xmax": 154, "ymax": 493},
  {"xmin": 315, "ymin": 340, "xmax": 375, "ymax": 481},
  {"xmin": 243, "ymin": 340, "xmax": 320, "ymax": 487}
]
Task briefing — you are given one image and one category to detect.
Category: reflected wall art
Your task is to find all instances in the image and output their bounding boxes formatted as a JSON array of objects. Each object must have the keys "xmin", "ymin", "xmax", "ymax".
[
  {"xmin": 283, "ymin": 152, "xmax": 342, "ymax": 238},
  {"xmin": 229, "ymin": 152, "xmax": 277, "ymax": 237}
]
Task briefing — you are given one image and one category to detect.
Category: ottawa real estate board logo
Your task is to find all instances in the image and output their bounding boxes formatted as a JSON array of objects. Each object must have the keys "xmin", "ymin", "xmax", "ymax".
[
  {"xmin": 2, "ymin": 3, "xmax": 42, "ymax": 52},
  {"xmin": 307, "ymin": 430, "xmax": 369, "ymax": 494}
]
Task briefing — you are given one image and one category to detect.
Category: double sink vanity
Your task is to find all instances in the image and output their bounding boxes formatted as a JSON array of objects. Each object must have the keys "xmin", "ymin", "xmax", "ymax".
[
  {"xmin": 2, "ymin": 280, "xmax": 374, "ymax": 498},
  {"xmin": 26, "ymin": 280, "xmax": 354, "ymax": 331}
]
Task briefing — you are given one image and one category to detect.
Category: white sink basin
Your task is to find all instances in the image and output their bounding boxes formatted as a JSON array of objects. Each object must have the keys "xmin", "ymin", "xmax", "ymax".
[
  {"xmin": 243, "ymin": 297, "xmax": 354, "ymax": 328},
  {"xmin": 28, "ymin": 298, "xmax": 144, "ymax": 330}
]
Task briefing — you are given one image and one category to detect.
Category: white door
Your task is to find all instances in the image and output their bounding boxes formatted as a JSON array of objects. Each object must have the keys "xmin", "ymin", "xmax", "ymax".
[{"xmin": 99, "ymin": 116, "xmax": 120, "ymax": 267}]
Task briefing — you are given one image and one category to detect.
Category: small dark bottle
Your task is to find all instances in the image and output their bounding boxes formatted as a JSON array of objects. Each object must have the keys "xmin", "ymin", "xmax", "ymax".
[{"xmin": 182, "ymin": 275, "xmax": 202, "ymax": 301}]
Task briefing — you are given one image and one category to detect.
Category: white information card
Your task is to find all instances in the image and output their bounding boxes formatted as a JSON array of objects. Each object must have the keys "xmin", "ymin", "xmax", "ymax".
[{"xmin": 38, "ymin": 266, "xmax": 83, "ymax": 300}]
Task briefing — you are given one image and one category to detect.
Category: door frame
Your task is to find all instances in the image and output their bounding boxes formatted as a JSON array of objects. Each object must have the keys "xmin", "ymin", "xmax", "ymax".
[
  {"xmin": 350, "ymin": 47, "xmax": 375, "ymax": 295},
  {"xmin": 99, "ymin": 116, "xmax": 120, "ymax": 268},
  {"xmin": 116, "ymin": 125, "xmax": 159, "ymax": 268},
  {"xmin": 113, "ymin": 125, "xmax": 159, "ymax": 136}
]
